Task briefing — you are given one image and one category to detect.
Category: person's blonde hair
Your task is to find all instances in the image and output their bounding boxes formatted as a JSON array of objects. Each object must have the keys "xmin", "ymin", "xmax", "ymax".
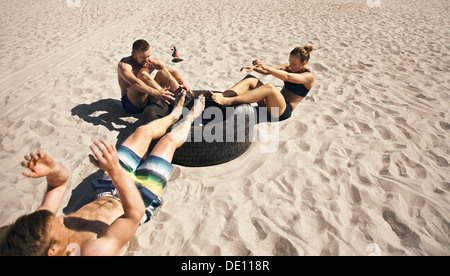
[
  {"xmin": 290, "ymin": 45, "xmax": 314, "ymax": 63},
  {"xmin": 0, "ymin": 210, "xmax": 54, "ymax": 256}
]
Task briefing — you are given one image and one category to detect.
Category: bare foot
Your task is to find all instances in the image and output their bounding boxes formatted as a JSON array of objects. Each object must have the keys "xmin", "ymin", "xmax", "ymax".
[
  {"xmin": 190, "ymin": 94, "xmax": 206, "ymax": 123},
  {"xmin": 167, "ymin": 95, "xmax": 205, "ymax": 145},
  {"xmin": 170, "ymin": 90, "xmax": 186, "ymax": 121},
  {"xmin": 207, "ymin": 91, "xmax": 229, "ymax": 106}
]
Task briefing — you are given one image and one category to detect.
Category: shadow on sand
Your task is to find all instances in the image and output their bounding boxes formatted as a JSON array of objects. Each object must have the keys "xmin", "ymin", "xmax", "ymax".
[
  {"xmin": 65, "ymin": 98, "xmax": 145, "ymax": 213},
  {"xmin": 71, "ymin": 98, "xmax": 145, "ymax": 145}
]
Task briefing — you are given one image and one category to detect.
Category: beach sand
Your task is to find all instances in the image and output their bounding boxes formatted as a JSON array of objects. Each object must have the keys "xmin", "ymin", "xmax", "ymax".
[{"xmin": 0, "ymin": 0, "xmax": 449, "ymax": 256}]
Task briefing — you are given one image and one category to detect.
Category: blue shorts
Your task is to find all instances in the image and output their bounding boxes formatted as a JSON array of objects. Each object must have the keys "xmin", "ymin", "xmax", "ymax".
[{"xmin": 121, "ymin": 94, "xmax": 149, "ymax": 114}]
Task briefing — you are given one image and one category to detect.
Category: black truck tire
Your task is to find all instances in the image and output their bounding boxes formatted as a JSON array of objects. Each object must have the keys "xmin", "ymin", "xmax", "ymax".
[{"xmin": 143, "ymin": 90, "xmax": 254, "ymax": 167}]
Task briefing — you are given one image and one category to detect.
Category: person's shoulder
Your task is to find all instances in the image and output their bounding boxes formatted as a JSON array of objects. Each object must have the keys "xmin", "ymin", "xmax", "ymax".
[
  {"xmin": 120, "ymin": 56, "xmax": 133, "ymax": 63},
  {"xmin": 119, "ymin": 56, "xmax": 137, "ymax": 67},
  {"xmin": 118, "ymin": 57, "xmax": 134, "ymax": 71},
  {"xmin": 304, "ymin": 68, "xmax": 315, "ymax": 79}
]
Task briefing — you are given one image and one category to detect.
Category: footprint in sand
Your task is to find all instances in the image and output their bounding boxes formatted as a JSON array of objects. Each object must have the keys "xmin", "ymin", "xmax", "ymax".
[{"xmin": 382, "ymin": 209, "xmax": 420, "ymax": 248}]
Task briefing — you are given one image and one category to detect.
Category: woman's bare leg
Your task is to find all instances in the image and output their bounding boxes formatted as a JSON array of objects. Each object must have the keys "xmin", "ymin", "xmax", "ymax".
[
  {"xmin": 208, "ymin": 83, "xmax": 286, "ymax": 117},
  {"xmin": 222, "ymin": 75, "xmax": 264, "ymax": 97}
]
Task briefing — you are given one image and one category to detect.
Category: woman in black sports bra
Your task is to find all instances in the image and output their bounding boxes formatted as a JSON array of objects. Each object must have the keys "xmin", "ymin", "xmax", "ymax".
[{"xmin": 208, "ymin": 45, "xmax": 315, "ymax": 122}]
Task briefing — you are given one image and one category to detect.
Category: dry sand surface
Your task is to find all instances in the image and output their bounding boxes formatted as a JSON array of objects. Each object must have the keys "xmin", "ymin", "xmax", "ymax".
[{"xmin": 0, "ymin": 0, "xmax": 449, "ymax": 256}]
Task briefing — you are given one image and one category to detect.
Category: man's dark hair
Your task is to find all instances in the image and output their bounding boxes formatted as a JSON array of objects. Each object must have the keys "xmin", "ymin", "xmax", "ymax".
[{"xmin": 132, "ymin": 39, "xmax": 150, "ymax": 53}]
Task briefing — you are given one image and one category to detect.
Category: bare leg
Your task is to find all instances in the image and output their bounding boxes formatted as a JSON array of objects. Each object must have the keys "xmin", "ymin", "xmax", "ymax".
[
  {"xmin": 208, "ymin": 83, "xmax": 287, "ymax": 117},
  {"xmin": 126, "ymin": 68, "xmax": 181, "ymax": 108},
  {"xmin": 150, "ymin": 95, "xmax": 206, "ymax": 162},
  {"xmin": 222, "ymin": 75, "xmax": 264, "ymax": 97},
  {"xmin": 138, "ymin": 70, "xmax": 163, "ymax": 90},
  {"xmin": 120, "ymin": 91, "xmax": 187, "ymax": 158},
  {"xmin": 154, "ymin": 68, "xmax": 181, "ymax": 94},
  {"xmin": 123, "ymin": 69, "xmax": 163, "ymax": 110}
]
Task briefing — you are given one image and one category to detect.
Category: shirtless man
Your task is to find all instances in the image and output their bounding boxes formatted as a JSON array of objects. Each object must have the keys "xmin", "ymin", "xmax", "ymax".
[
  {"xmin": 0, "ymin": 92, "xmax": 205, "ymax": 256},
  {"xmin": 118, "ymin": 39, "xmax": 192, "ymax": 113}
]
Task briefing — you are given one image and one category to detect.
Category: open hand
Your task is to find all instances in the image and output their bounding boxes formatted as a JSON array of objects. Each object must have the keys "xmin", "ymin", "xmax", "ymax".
[
  {"xmin": 89, "ymin": 139, "xmax": 121, "ymax": 174},
  {"xmin": 158, "ymin": 87, "xmax": 176, "ymax": 105},
  {"xmin": 179, "ymin": 84, "xmax": 193, "ymax": 96},
  {"xmin": 240, "ymin": 65, "xmax": 255, "ymax": 72},
  {"xmin": 252, "ymin": 59, "xmax": 267, "ymax": 69},
  {"xmin": 21, "ymin": 150, "xmax": 56, "ymax": 179}
]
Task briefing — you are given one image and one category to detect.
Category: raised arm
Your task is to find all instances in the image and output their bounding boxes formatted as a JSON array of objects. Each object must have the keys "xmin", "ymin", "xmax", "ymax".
[
  {"xmin": 83, "ymin": 139, "xmax": 145, "ymax": 256},
  {"xmin": 253, "ymin": 59, "xmax": 314, "ymax": 86},
  {"xmin": 241, "ymin": 61, "xmax": 290, "ymax": 75},
  {"xmin": 241, "ymin": 64, "xmax": 272, "ymax": 75},
  {"xmin": 21, "ymin": 150, "xmax": 69, "ymax": 214}
]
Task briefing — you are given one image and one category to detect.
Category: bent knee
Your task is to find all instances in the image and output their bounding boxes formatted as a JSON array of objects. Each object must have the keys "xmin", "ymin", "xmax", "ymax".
[
  {"xmin": 135, "ymin": 124, "xmax": 154, "ymax": 138},
  {"xmin": 163, "ymin": 131, "xmax": 186, "ymax": 147},
  {"xmin": 263, "ymin": 83, "xmax": 277, "ymax": 91},
  {"xmin": 137, "ymin": 70, "xmax": 152, "ymax": 80},
  {"xmin": 244, "ymin": 75, "xmax": 263, "ymax": 87},
  {"xmin": 243, "ymin": 74, "xmax": 258, "ymax": 80},
  {"xmin": 156, "ymin": 67, "xmax": 171, "ymax": 77}
]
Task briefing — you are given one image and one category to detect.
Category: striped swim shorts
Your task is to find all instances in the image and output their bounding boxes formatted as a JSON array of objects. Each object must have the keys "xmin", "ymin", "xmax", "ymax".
[{"xmin": 92, "ymin": 145, "xmax": 173, "ymax": 223}]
